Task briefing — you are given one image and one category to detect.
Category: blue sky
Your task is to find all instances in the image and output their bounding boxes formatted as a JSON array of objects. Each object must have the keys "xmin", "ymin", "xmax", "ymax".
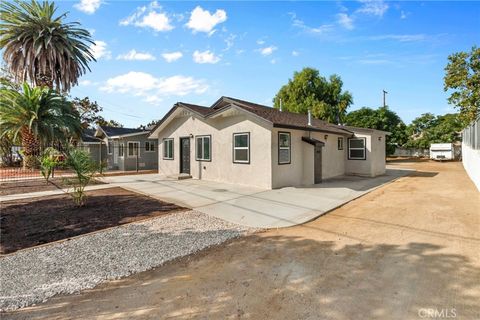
[{"xmin": 62, "ymin": 0, "xmax": 479, "ymax": 127}]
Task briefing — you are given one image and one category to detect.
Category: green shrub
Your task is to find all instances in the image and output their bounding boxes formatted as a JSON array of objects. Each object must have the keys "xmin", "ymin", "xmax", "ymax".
[
  {"xmin": 40, "ymin": 147, "xmax": 60, "ymax": 183},
  {"xmin": 64, "ymin": 148, "xmax": 100, "ymax": 207}
]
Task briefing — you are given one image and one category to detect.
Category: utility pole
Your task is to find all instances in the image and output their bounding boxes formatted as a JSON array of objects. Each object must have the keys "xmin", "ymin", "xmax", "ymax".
[{"xmin": 383, "ymin": 89, "xmax": 388, "ymax": 108}]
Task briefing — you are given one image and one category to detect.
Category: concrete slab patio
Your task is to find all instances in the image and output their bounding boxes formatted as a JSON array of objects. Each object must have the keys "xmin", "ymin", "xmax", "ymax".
[{"xmin": 103, "ymin": 167, "xmax": 411, "ymax": 228}]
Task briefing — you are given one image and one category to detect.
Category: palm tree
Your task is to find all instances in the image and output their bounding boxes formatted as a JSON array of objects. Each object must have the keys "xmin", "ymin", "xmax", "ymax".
[
  {"xmin": 0, "ymin": 0, "xmax": 95, "ymax": 92},
  {"xmin": 0, "ymin": 83, "xmax": 81, "ymax": 168}
]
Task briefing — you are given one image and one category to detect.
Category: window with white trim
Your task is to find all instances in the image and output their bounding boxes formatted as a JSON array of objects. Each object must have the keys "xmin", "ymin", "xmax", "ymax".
[
  {"xmin": 196, "ymin": 135, "xmax": 211, "ymax": 161},
  {"xmin": 163, "ymin": 138, "xmax": 174, "ymax": 160},
  {"xmin": 278, "ymin": 132, "xmax": 291, "ymax": 164},
  {"xmin": 348, "ymin": 138, "xmax": 366, "ymax": 160},
  {"xmin": 233, "ymin": 133, "xmax": 250, "ymax": 163},
  {"xmin": 118, "ymin": 144, "xmax": 124, "ymax": 157},
  {"xmin": 145, "ymin": 141, "xmax": 155, "ymax": 152},
  {"xmin": 107, "ymin": 141, "xmax": 113, "ymax": 154},
  {"xmin": 128, "ymin": 142, "xmax": 140, "ymax": 158},
  {"xmin": 338, "ymin": 137, "xmax": 344, "ymax": 150}
]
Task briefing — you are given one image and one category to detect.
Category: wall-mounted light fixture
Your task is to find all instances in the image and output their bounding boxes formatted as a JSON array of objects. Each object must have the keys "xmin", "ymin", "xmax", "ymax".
[
  {"xmin": 378, "ymin": 136, "xmax": 382, "ymax": 141},
  {"xmin": 190, "ymin": 134, "xmax": 194, "ymax": 138},
  {"xmin": 324, "ymin": 134, "xmax": 328, "ymax": 140}
]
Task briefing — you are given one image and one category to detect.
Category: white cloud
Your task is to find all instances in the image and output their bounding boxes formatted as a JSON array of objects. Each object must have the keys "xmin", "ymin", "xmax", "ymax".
[
  {"xmin": 369, "ymin": 34, "xmax": 427, "ymax": 42},
  {"xmin": 223, "ymin": 33, "xmax": 236, "ymax": 51},
  {"xmin": 79, "ymin": 80, "xmax": 92, "ymax": 86},
  {"xmin": 74, "ymin": 0, "xmax": 101, "ymax": 14},
  {"xmin": 356, "ymin": 0, "xmax": 389, "ymax": 17},
  {"xmin": 117, "ymin": 50, "xmax": 156, "ymax": 61},
  {"xmin": 161, "ymin": 51, "xmax": 183, "ymax": 62},
  {"xmin": 101, "ymin": 71, "xmax": 209, "ymax": 104},
  {"xmin": 290, "ymin": 13, "xmax": 334, "ymax": 35},
  {"xmin": 120, "ymin": 2, "xmax": 173, "ymax": 32},
  {"xmin": 186, "ymin": 6, "xmax": 227, "ymax": 35},
  {"xmin": 90, "ymin": 41, "xmax": 111, "ymax": 60},
  {"xmin": 400, "ymin": 10, "xmax": 407, "ymax": 19},
  {"xmin": 292, "ymin": 50, "xmax": 300, "ymax": 57},
  {"xmin": 192, "ymin": 50, "xmax": 220, "ymax": 64},
  {"xmin": 259, "ymin": 46, "xmax": 277, "ymax": 56},
  {"xmin": 256, "ymin": 39, "xmax": 265, "ymax": 45},
  {"xmin": 337, "ymin": 13, "xmax": 354, "ymax": 30}
]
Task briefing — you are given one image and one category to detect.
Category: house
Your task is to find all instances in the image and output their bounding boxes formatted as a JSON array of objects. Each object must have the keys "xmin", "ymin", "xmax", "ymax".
[
  {"xmin": 149, "ymin": 97, "xmax": 388, "ymax": 189},
  {"xmin": 79, "ymin": 126, "xmax": 158, "ymax": 171}
]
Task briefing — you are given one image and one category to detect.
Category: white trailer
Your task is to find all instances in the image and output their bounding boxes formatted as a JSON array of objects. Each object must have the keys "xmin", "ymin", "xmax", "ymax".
[{"xmin": 430, "ymin": 143, "xmax": 454, "ymax": 161}]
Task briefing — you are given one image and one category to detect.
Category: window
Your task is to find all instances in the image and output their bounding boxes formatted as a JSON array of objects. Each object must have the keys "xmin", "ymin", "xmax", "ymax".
[
  {"xmin": 196, "ymin": 135, "xmax": 211, "ymax": 161},
  {"xmin": 278, "ymin": 132, "xmax": 291, "ymax": 164},
  {"xmin": 118, "ymin": 144, "xmax": 124, "ymax": 157},
  {"xmin": 348, "ymin": 138, "xmax": 366, "ymax": 160},
  {"xmin": 233, "ymin": 132, "xmax": 250, "ymax": 163},
  {"xmin": 107, "ymin": 141, "xmax": 113, "ymax": 154},
  {"xmin": 163, "ymin": 138, "xmax": 174, "ymax": 160},
  {"xmin": 145, "ymin": 141, "xmax": 155, "ymax": 152},
  {"xmin": 128, "ymin": 142, "xmax": 140, "ymax": 158},
  {"xmin": 338, "ymin": 137, "xmax": 344, "ymax": 150}
]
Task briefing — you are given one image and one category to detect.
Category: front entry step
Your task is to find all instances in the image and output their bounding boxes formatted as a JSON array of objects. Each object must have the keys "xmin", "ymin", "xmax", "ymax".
[{"xmin": 167, "ymin": 173, "xmax": 192, "ymax": 180}]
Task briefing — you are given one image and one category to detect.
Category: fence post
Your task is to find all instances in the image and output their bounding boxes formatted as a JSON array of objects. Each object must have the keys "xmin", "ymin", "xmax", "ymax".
[{"xmin": 136, "ymin": 147, "xmax": 139, "ymax": 172}]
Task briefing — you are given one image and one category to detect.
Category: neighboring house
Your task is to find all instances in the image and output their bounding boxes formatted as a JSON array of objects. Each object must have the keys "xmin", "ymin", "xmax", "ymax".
[
  {"xmin": 149, "ymin": 97, "xmax": 389, "ymax": 189},
  {"xmin": 79, "ymin": 126, "xmax": 158, "ymax": 171}
]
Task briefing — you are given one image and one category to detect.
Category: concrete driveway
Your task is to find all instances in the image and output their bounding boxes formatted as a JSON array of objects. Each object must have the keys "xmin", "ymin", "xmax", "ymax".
[{"xmin": 103, "ymin": 168, "xmax": 409, "ymax": 228}]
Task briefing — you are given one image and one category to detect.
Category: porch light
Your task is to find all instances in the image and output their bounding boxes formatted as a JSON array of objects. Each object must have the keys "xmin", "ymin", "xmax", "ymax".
[
  {"xmin": 324, "ymin": 134, "xmax": 328, "ymax": 140},
  {"xmin": 190, "ymin": 134, "xmax": 194, "ymax": 138},
  {"xmin": 378, "ymin": 136, "xmax": 382, "ymax": 141}
]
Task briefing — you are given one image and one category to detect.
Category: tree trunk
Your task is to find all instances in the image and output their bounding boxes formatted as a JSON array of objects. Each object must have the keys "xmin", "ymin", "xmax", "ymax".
[
  {"xmin": 21, "ymin": 126, "xmax": 40, "ymax": 169},
  {"xmin": 35, "ymin": 72, "xmax": 53, "ymax": 89}
]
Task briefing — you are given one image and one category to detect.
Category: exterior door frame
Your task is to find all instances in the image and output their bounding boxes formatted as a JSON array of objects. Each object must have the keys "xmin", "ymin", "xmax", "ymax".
[
  {"xmin": 179, "ymin": 137, "xmax": 191, "ymax": 174},
  {"xmin": 314, "ymin": 143, "xmax": 322, "ymax": 184}
]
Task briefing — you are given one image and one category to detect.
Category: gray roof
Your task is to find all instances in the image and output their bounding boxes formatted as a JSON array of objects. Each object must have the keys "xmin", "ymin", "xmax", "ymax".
[
  {"xmin": 99, "ymin": 126, "xmax": 149, "ymax": 138},
  {"xmin": 81, "ymin": 128, "xmax": 102, "ymax": 142}
]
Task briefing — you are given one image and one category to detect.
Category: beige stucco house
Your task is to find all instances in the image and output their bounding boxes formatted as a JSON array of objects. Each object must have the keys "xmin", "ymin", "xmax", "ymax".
[{"xmin": 149, "ymin": 97, "xmax": 389, "ymax": 189}]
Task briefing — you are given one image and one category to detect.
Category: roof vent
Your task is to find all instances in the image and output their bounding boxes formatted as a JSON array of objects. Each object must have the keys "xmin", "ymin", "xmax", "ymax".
[{"xmin": 308, "ymin": 109, "xmax": 312, "ymax": 126}]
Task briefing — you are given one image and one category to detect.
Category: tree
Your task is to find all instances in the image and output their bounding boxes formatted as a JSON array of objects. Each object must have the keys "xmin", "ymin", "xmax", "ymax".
[
  {"xmin": 0, "ymin": 0, "xmax": 95, "ymax": 91},
  {"xmin": 96, "ymin": 119, "xmax": 123, "ymax": 128},
  {"xmin": 138, "ymin": 119, "xmax": 160, "ymax": 130},
  {"xmin": 72, "ymin": 97, "xmax": 104, "ymax": 129},
  {"xmin": 444, "ymin": 46, "xmax": 480, "ymax": 125},
  {"xmin": 0, "ymin": 83, "xmax": 81, "ymax": 167},
  {"xmin": 345, "ymin": 106, "xmax": 408, "ymax": 155},
  {"xmin": 405, "ymin": 113, "xmax": 463, "ymax": 149},
  {"xmin": 273, "ymin": 68, "xmax": 353, "ymax": 123}
]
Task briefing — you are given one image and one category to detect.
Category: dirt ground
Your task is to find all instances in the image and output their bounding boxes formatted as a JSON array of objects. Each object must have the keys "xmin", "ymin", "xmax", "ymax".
[
  {"xmin": 4, "ymin": 160, "xmax": 480, "ymax": 319},
  {"xmin": 0, "ymin": 187, "xmax": 184, "ymax": 254},
  {"xmin": 0, "ymin": 178, "xmax": 105, "ymax": 196}
]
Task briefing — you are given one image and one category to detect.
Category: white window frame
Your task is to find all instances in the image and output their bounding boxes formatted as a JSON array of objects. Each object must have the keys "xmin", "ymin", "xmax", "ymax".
[
  {"xmin": 118, "ymin": 143, "xmax": 124, "ymax": 157},
  {"xmin": 145, "ymin": 141, "xmax": 155, "ymax": 152},
  {"xmin": 233, "ymin": 132, "xmax": 250, "ymax": 164},
  {"xmin": 338, "ymin": 137, "xmax": 344, "ymax": 150},
  {"xmin": 278, "ymin": 132, "xmax": 291, "ymax": 165},
  {"xmin": 348, "ymin": 137, "xmax": 366, "ymax": 160},
  {"xmin": 107, "ymin": 140, "xmax": 113, "ymax": 155},
  {"xmin": 163, "ymin": 138, "xmax": 174, "ymax": 160},
  {"xmin": 127, "ymin": 141, "xmax": 140, "ymax": 158},
  {"xmin": 195, "ymin": 135, "xmax": 211, "ymax": 161}
]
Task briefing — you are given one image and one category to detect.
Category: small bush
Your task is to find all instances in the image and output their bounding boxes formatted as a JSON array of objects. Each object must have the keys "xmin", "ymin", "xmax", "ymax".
[
  {"xmin": 40, "ymin": 147, "xmax": 61, "ymax": 183},
  {"xmin": 64, "ymin": 148, "xmax": 101, "ymax": 207}
]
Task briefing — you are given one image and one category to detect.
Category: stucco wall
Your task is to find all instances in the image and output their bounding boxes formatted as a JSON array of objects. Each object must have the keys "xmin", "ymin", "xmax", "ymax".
[
  {"xmin": 462, "ymin": 142, "xmax": 480, "ymax": 192},
  {"xmin": 270, "ymin": 129, "xmax": 347, "ymax": 188},
  {"xmin": 345, "ymin": 132, "xmax": 386, "ymax": 177},
  {"xmin": 157, "ymin": 113, "xmax": 273, "ymax": 189}
]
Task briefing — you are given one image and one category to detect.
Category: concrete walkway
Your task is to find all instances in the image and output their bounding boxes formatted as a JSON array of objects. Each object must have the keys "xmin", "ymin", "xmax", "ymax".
[{"xmin": 103, "ymin": 167, "xmax": 410, "ymax": 228}]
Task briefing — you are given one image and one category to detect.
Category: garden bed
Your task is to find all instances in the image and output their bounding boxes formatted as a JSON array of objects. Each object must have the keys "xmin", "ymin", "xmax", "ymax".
[
  {"xmin": 0, "ymin": 178, "xmax": 105, "ymax": 196},
  {"xmin": 0, "ymin": 187, "xmax": 185, "ymax": 254}
]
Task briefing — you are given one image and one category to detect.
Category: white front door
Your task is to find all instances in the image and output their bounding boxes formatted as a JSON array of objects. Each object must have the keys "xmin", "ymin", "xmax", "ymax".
[{"xmin": 113, "ymin": 141, "xmax": 119, "ymax": 165}]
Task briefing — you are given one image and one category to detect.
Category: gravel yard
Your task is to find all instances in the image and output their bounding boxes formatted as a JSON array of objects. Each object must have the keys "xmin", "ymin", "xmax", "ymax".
[{"xmin": 0, "ymin": 210, "xmax": 256, "ymax": 312}]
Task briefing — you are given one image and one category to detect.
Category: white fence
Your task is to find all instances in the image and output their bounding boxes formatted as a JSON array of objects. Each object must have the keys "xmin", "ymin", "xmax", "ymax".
[{"xmin": 462, "ymin": 119, "xmax": 480, "ymax": 191}]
